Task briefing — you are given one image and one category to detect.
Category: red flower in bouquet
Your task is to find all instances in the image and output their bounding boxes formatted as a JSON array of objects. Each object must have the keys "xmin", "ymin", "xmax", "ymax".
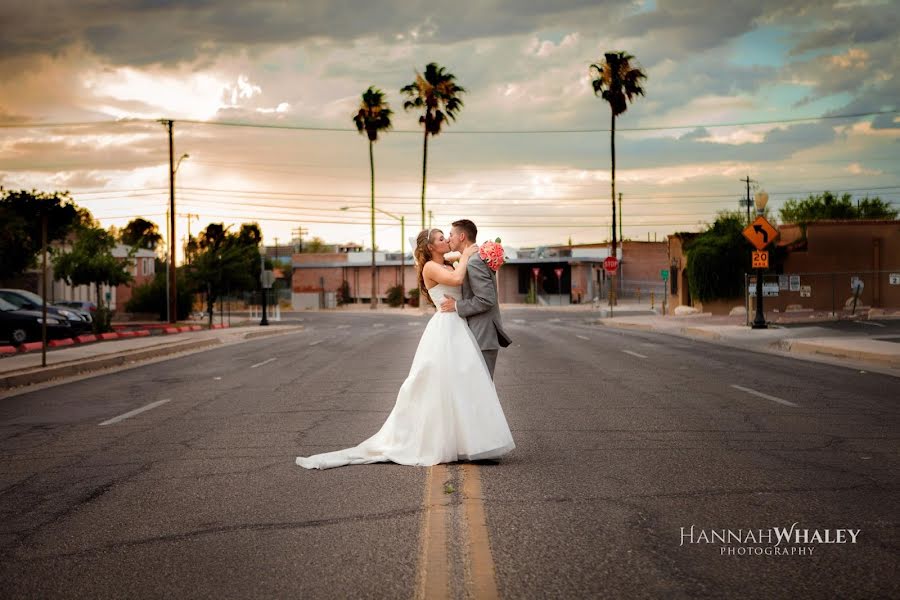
[{"xmin": 478, "ymin": 238, "xmax": 506, "ymax": 272}]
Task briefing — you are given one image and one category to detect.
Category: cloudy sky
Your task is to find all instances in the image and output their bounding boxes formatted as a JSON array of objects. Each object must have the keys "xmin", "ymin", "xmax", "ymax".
[{"xmin": 1, "ymin": 0, "xmax": 897, "ymax": 254}]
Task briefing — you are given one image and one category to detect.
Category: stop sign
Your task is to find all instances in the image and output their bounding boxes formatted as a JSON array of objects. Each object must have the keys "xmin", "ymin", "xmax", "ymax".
[{"xmin": 603, "ymin": 256, "xmax": 619, "ymax": 274}]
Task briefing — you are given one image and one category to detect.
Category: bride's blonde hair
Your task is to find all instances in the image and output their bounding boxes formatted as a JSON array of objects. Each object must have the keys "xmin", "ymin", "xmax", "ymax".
[{"xmin": 414, "ymin": 228, "xmax": 441, "ymax": 307}]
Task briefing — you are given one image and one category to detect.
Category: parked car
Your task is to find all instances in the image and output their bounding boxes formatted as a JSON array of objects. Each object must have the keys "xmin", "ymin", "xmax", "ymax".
[
  {"xmin": 0, "ymin": 298, "xmax": 72, "ymax": 345},
  {"xmin": 0, "ymin": 289, "xmax": 91, "ymax": 335},
  {"xmin": 54, "ymin": 300, "xmax": 96, "ymax": 323}
]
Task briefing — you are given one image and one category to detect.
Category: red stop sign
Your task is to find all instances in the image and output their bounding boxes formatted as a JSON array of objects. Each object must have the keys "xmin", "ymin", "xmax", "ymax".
[{"xmin": 603, "ymin": 256, "xmax": 619, "ymax": 274}]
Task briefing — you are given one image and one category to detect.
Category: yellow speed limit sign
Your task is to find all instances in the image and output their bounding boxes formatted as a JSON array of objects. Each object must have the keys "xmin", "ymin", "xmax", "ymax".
[{"xmin": 752, "ymin": 250, "xmax": 769, "ymax": 269}]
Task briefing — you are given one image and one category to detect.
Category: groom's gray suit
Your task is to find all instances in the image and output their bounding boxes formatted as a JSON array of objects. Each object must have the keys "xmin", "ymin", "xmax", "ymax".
[{"xmin": 456, "ymin": 247, "xmax": 512, "ymax": 378}]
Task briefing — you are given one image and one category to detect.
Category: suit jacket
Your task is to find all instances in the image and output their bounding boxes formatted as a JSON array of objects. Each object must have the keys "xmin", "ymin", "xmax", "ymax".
[{"xmin": 456, "ymin": 251, "xmax": 512, "ymax": 350}]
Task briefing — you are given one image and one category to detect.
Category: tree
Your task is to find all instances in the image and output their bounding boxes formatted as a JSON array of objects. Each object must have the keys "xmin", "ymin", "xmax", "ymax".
[
  {"xmin": 354, "ymin": 86, "xmax": 393, "ymax": 309},
  {"xmin": 300, "ymin": 237, "xmax": 329, "ymax": 253},
  {"xmin": 401, "ymin": 62, "xmax": 466, "ymax": 228},
  {"xmin": 125, "ymin": 263, "xmax": 192, "ymax": 320},
  {"xmin": 684, "ymin": 211, "xmax": 749, "ymax": 303},
  {"xmin": 0, "ymin": 189, "xmax": 86, "ymax": 281},
  {"xmin": 590, "ymin": 52, "xmax": 647, "ymax": 264},
  {"xmin": 780, "ymin": 192, "xmax": 898, "ymax": 224},
  {"xmin": 53, "ymin": 225, "xmax": 133, "ymax": 332},
  {"xmin": 187, "ymin": 222, "xmax": 261, "ymax": 327},
  {"xmin": 120, "ymin": 217, "xmax": 162, "ymax": 250}
]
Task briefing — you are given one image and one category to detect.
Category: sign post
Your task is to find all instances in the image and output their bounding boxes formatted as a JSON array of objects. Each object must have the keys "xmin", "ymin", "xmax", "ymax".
[
  {"xmin": 742, "ymin": 208, "xmax": 778, "ymax": 329},
  {"xmin": 260, "ymin": 256, "xmax": 274, "ymax": 326},
  {"xmin": 531, "ymin": 267, "xmax": 540, "ymax": 304},
  {"xmin": 603, "ymin": 256, "xmax": 619, "ymax": 317},
  {"xmin": 660, "ymin": 268, "xmax": 669, "ymax": 316}
]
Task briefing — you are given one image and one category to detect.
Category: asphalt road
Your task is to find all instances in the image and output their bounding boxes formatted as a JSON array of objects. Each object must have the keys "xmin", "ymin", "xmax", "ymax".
[{"xmin": 0, "ymin": 309, "xmax": 897, "ymax": 598}]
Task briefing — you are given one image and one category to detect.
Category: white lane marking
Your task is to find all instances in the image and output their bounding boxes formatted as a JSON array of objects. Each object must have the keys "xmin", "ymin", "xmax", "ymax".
[
  {"xmin": 308, "ymin": 340, "xmax": 323, "ymax": 346},
  {"xmin": 337, "ymin": 324, "xmax": 350, "ymax": 329},
  {"xmin": 100, "ymin": 399, "xmax": 171, "ymax": 426},
  {"xmin": 549, "ymin": 318, "xmax": 561, "ymax": 323},
  {"xmin": 213, "ymin": 377, "xmax": 222, "ymax": 380},
  {"xmin": 250, "ymin": 357, "xmax": 277, "ymax": 369},
  {"xmin": 373, "ymin": 323, "xmax": 385, "ymax": 328},
  {"xmin": 512, "ymin": 319, "xmax": 526, "ymax": 324},
  {"xmin": 576, "ymin": 335, "xmax": 590, "ymax": 340},
  {"xmin": 408, "ymin": 322, "xmax": 422, "ymax": 326},
  {"xmin": 856, "ymin": 321, "xmax": 886, "ymax": 327},
  {"xmin": 730, "ymin": 384, "xmax": 798, "ymax": 407},
  {"xmin": 622, "ymin": 350, "xmax": 648, "ymax": 359}
]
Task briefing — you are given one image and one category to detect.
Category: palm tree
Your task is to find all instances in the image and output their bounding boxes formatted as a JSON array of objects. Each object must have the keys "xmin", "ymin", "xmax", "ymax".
[
  {"xmin": 590, "ymin": 52, "xmax": 646, "ymax": 264},
  {"xmin": 401, "ymin": 62, "xmax": 466, "ymax": 228},
  {"xmin": 353, "ymin": 86, "xmax": 393, "ymax": 309}
]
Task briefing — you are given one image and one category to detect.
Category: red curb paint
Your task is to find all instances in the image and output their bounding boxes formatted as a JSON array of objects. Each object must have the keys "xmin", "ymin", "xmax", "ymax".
[
  {"xmin": 75, "ymin": 334, "xmax": 98, "ymax": 343},
  {"xmin": 134, "ymin": 330, "xmax": 151, "ymax": 337},
  {"xmin": 117, "ymin": 331, "xmax": 137, "ymax": 338},
  {"xmin": 99, "ymin": 332, "xmax": 119, "ymax": 340},
  {"xmin": 190, "ymin": 325, "xmax": 202, "ymax": 331},
  {"xmin": 48, "ymin": 338, "xmax": 75, "ymax": 347},
  {"xmin": 18, "ymin": 341, "xmax": 44, "ymax": 352},
  {"xmin": 0, "ymin": 345, "xmax": 17, "ymax": 355},
  {"xmin": 163, "ymin": 327, "xmax": 180, "ymax": 334}
]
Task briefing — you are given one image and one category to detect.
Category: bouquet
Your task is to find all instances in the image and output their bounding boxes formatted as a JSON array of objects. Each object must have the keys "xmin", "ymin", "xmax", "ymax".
[{"xmin": 479, "ymin": 238, "xmax": 506, "ymax": 272}]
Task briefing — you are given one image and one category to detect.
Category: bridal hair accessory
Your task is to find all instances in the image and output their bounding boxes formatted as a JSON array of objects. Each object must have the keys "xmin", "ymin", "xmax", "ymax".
[{"xmin": 479, "ymin": 239, "xmax": 506, "ymax": 272}]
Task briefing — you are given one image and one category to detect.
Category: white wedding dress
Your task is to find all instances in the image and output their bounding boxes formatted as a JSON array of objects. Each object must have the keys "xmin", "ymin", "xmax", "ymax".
[{"xmin": 296, "ymin": 283, "xmax": 515, "ymax": 470}]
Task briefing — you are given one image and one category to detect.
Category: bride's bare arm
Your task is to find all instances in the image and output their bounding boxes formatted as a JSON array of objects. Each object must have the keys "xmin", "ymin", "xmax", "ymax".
[{"xmin": 423, "ymin": 246, "xmax": 477, "ymax": 286}]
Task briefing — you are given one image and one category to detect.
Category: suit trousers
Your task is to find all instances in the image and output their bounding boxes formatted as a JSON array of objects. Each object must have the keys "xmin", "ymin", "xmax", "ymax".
[{"xmin": 482, "ymin": 349, "xmax": 498, "ymax": 379}]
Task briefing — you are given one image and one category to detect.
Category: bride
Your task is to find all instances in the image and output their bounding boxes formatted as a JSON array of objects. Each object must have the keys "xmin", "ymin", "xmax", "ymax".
[{"xmin": 296, "ymin": 228, "xmax": 515, "ymax": 470}]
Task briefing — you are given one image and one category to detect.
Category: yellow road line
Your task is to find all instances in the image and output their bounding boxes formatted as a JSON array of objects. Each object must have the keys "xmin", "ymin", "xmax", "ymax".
[
  {"xmin": 416, "ymin": 464, "xmax": 451, "ymax": 600},
  {"xmin": 461, "ymin": 463, "xmax": 501, "ymax": 600}
]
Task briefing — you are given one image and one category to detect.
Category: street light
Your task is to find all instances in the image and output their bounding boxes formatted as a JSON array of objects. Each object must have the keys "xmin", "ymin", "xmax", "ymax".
[
  {"xmin": 341, "ymin": 206, "xmax": 406, "ymax": 309},
  {"xmin": 751, "ymin": 191, "xmax": 769, "ymax": 329}
]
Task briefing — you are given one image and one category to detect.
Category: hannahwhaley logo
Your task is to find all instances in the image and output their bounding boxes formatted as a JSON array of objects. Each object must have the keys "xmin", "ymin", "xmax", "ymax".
[{"xmin": 680, "ymin": 523, "xmax": 861, "ymax": 556}]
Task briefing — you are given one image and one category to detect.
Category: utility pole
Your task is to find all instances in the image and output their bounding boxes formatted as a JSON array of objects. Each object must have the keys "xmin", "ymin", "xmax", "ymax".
[
  {"xmin": 178, "ymin": 212, "xmax": 198, "ymax": 263},
  {"xmin": 428, "ymin": 210, "xmax": 434, "ymax": 230},
  {"xmin": 739, "ymin": 176, "xmax": 756, "ymax": 225},
  {"xmin": 41, "ymin": 212, "xmax": 48, "ymax": 367},
  {"xmin": 273, "ymin": 236, "xmax": 279, "ymax": 263},
  {"xmin": 618, "ymin": 192, "xmax": 623, "ymax": 242},
  {"xmin": 292, "ymin": 226, "xmax": 308, "ymax": 253}
]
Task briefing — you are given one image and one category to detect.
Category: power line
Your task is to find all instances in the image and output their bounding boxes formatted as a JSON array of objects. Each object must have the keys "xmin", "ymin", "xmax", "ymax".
[{"xmin": 2, "ymin": 108, "xmax": 896, "ymax": 133}]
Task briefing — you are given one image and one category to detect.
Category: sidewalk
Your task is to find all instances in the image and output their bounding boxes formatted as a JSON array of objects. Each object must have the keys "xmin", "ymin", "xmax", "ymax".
[
  {"xmin": 0, "ymin": 323, "xmax": 304, "ymax": 391},
  {"xmin": 590, "ymin": 312, "xmax": 900, "ymax": 375}
]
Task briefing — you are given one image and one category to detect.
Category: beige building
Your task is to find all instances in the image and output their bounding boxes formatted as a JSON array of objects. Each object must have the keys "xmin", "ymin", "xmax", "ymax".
[{"xmin": 291, "ymin": 241, "xmax": 669, "ymax": 308}]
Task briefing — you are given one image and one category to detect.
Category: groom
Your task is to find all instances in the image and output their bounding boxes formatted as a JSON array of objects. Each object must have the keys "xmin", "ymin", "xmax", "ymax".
[{"xmin": 441, "ymin": 219, "xmax": 512, "ymax": 378}]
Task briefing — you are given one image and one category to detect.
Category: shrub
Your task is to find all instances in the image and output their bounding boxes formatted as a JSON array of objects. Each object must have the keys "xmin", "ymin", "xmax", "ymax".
[
  {"xmin": 337, "ymin": 280, "xmax": 352, "ymax": 305},
  {"xmin": 408, "ymin": 287, "xmax": 420, "ymax": 308},
  {"xmin": 386, "ymin": 284, "xmax": 405, "ymax": 307}
]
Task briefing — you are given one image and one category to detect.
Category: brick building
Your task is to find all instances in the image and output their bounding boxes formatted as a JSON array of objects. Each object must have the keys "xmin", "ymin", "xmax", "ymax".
[{"xmin": 666, "ymin": 220, "xmax": 900, "ymax": 314}]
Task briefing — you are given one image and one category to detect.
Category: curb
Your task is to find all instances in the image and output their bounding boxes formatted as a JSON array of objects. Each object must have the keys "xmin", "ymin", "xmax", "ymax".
[
  {"xmin": 0, "ymin": 338, "xmax": 221, "ymax": 391},
  {"xmin": 679, "ymin": 327, "xmax": 722, "ymax": 340},
  {"xmin": 778, "ymin": 339, "xmax": 900, "ymax": 369}
]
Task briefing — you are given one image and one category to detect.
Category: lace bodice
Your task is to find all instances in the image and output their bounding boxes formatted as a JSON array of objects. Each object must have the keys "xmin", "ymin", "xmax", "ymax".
[{"xmin": 427, "ymin": 283, "xmax": 462, "ymax": 304}]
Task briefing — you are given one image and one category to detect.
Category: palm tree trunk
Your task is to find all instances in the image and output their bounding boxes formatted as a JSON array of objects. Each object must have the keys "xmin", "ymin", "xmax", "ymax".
[
  {"xmin": 370, "ymin": 139, "xmax": 377, "ymax": 309},
  {"xmin": 611, "ymin": 111, "xmax": 617, "ymax": 259},
  {"xmin": 421, "ymin": 129, "xmax": 429, "ymax": 229},
  {"xmin": 610, "ymin": 110, "xmax": 617, "ymax": 307}
]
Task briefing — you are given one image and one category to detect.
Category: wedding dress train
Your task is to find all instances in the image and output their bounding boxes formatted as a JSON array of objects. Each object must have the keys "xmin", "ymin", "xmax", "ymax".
[{"xmin": 296, "ymin": 283, "xmax": 515, "ymax": 469}]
